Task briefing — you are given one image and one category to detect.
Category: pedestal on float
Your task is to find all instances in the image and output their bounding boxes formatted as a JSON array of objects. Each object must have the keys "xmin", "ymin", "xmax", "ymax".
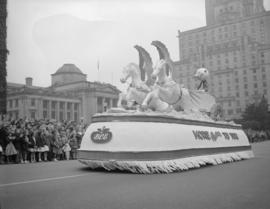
[{"xmin": 78, "ymin": 113, "xmax": 253, "ymax": 174}]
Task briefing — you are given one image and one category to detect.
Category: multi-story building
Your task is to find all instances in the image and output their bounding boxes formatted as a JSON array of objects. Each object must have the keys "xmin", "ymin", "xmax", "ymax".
[
  {"xmin": 7, "ymin": 64, "xmax": 120, "ymax": 123},
  {"xmin": 175, "ymin": 0, "xmax": 270, "ymax": 119}
]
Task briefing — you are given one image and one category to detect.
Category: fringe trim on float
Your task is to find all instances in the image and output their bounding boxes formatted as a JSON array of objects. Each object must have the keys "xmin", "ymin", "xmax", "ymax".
[{"xmin": 79, "ymin": 150, "xmax": 254, "ymax": 174}]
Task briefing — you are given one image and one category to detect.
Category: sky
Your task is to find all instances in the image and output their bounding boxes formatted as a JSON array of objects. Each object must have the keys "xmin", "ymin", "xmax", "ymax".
[{"xmin": 7, "ymin": 0, "xmax": 270, "ymax": 90}]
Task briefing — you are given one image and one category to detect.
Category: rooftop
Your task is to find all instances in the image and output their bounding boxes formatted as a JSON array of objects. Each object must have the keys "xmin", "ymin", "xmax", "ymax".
[{"xmin": 53, "ymin": 63, "xmax": 85, "ymax": 75}]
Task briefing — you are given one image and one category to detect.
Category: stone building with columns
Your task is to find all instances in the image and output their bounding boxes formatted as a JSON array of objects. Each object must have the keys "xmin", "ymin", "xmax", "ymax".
[{"xmin": 6, "ymin": 64, "xmax": 120, "ymax": 123}]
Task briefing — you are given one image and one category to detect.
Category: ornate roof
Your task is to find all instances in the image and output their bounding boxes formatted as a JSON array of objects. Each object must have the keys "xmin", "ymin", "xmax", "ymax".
[{"xmin": 53, "ymin": 63, "xmax": 84, "ymax": 75}]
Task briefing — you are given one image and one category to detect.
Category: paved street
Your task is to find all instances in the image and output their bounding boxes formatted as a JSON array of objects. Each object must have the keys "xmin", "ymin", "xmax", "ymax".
[{"xmin": 1, "ymin": 141, "xmax": 270, "ymax": 209}]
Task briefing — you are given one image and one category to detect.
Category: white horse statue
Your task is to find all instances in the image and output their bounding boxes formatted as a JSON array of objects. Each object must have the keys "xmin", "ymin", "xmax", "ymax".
[
  {"xmin": 117, "ymin": 63, "xmax": 170, "ymax": 112},
  {"xmin": 142, "ymin": 59, "xmax": 216, "ymax": 113}
]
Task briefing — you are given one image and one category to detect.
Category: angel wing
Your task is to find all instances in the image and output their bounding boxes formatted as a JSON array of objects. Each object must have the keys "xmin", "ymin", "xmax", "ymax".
[
  {"xmin": 151, "ymin": 40, "xmax": 175, "ymax": 79},
  {"xmin": 134, "ymin": 45, "xmax": 155, "ymax": 86}
]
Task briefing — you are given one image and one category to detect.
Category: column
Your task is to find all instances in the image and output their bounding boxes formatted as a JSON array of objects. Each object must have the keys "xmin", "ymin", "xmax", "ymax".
[
  {"xmin": 63, "ymin": 102, "xmax": 67, "ymax": 121},
  {"xmin": 102, "ymin": 97, "xmax": 105, "ymax": 112},
  {"xmin": 56, "ymin": 101, "xmax": 60, "ymax": 121},
  {"xmin": 109, "ymin": 98, "xmax": 113, "ymax": 108},
  {"xmin": 47, "ymin": 100, "xmax": 52, "ymax": 120},
  {"xmin": 71, "ymin": 103, "xmax": 74, "ymax": 121},
  {"xmin": 38, "ymin": 98, "xmax": 43, "ymax": 120}
]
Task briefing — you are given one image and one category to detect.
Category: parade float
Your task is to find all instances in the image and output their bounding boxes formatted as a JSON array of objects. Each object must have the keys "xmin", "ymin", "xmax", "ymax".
[{"xmin": 78, "ymin": 41, "xmax": 253, "ymax": 174}]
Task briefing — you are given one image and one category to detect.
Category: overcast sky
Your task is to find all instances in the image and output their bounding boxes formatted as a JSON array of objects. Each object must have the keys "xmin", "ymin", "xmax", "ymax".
[{"xmin": 7, "ymin": 0, "xmax": 270, "ymax": 90}]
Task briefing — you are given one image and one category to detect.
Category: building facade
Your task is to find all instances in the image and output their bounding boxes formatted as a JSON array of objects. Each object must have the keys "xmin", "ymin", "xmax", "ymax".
[
  {"xmin": 175, "ymin": 0, "xmax": 270, "ymax": 119},
  {"xmin": 7, "ymin": 64, "xmax": 120, "ymax": 123}
]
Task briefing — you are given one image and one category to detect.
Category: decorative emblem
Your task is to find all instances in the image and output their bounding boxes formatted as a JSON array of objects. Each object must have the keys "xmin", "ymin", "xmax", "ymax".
[{"xmin": 91, "ymin": 126, "xmax": 112, "ymax": 143}]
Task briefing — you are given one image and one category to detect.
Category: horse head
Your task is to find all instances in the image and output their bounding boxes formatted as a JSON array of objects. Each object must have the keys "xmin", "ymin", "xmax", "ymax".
[
  {"xmin": 151, "ymin": 59, "xmax": 171, "ymax": 81},
  {"xmin": 120, "ymin": 63, "xmax": 141, "ymax": 84}
]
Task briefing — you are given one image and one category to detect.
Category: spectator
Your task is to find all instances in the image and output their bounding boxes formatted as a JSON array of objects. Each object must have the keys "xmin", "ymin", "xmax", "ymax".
[
  {"xmin": 52, "ymin": 130, "xmax": 62, "ymax": 161},
  {"xmin": 68, "ymin": 127, "xmax": 78, "ymax": 160},
  {"xmin": 61, "ymin": 130, "xmax": 71, "ymax": 160},
  {"xmin": 36, "ymin": 128, "xmax": 46, "ymax": 162},
  {"xmin": 0, "ymin": 123, "xmax": 7, "ymax": 164},
  {"xmin": 28, "ymin": 130, "xmax": 37, "ymax": 163},
  {"xmin": 41, "ymin": 128, "xmax": 50, "ymax": 161},
  {"xmin": 22, "ymin": 129, "xmax": 29, "ymax": 163},
  {"xmin": 5, "ymin": 131, "xmax": 17, "ymax": 163}
]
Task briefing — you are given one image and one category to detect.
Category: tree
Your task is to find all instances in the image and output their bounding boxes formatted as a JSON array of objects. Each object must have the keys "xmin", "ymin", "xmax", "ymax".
[{"xmin": 242, "ymin": 96, "xmax": 270, "ymax": 130}]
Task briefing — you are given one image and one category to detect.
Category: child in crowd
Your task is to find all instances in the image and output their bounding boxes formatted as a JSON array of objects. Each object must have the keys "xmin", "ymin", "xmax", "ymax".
[
  {"xmin": 52, "ymin": 130, "xmax": 62, "ymax": 161},
  {"xmin": 36, "ymin": 128, "xmax": 46, "ymax": 162},
  {"xmin": 22, "ymin": 129, "xmax": 29, "ymax": 163},
  {"xmin": 41, "ymin": 128, "xmax": 50, "ymax": 161},
  {"xmin": 28, "ymin": 130, "xmax": 37, "ymax": 163},
  {"xmin": 61, "ymin": 130, "xmax": 71, "ymax": 160},
  {"xmin": 68, "ymin": 127, "xmax": 78, "ymax": 159},
  {"xmin": 5, "ymin": 131, "xmax": 17, "ymax": 163},
  {"xmin": 14, "ymin": 125, "xmax": 24, "ymax": 163}
]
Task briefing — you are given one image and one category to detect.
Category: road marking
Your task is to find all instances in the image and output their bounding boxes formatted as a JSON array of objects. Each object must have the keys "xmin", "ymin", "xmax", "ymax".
[{"xmin": 0, "ymin": 174, "xmax": 89, "ymax": 188}]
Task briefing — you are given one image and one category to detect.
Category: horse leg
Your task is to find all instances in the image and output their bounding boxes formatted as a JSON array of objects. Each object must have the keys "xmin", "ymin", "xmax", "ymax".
[
  {"xmin": 129, "ymin": 89, "xmax": 146, "ymax": 105},
  {"xmin": 117, "ymin": 92, "xmax": 126, "ymax": 107},
  {"xmin": 141, "ymin": 90, "xmax": 157, "ymax": 108}
]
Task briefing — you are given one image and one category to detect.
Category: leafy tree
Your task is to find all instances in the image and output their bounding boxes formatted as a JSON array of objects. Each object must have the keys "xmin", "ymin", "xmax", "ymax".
[{"xmin": 242, "ymin": 96, "xmax": 270, "ymax": 130}]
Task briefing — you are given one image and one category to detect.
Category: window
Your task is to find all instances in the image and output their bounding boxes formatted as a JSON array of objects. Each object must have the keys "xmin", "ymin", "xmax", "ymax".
[
  {"xmin": 227, "ymin": 109, "xmax": 233, "ymax": 115},
  {"xmin": 51, "ymin": 111, "xmax": 56, "ymax": 119},
  {"xmin": 60, "ymin": 102, "xmax": 64, "ymax": 110},
  {"xmin": 74, "ymin": 112, "xmax": 78, "ymax": 122},
  {"xmin": 30, "ymin": 111, "xmax": 36, "ymax": 119},
  {"xmin": 60, "ymin": 112, "xmax": 64, "ymax": 121},
  {"xmin": 67, "ymin": 112, "xmax": 71, "ymax": 121},
  {"xmin": 43, "ymin": 100, "xmax": 48, "ymax": 109},
  {"xmin": 74, "ymin": 103, "xmax": 78, "ymax": 111},
  {"xmin": 254, "ymin": 83, "xmax": 257, "ymax": 88},
  {"xmin": 43, "ymin": 111, "xmax": 47, "ymax": 119},
  {"xmin": 15, "ymin": 99, "xmax": 18, "ymax": 107},
  {"xmin": 9, "ymin": 100, "xmax": 13, "ymax": 108},
  {"xmin": 31, "ymin": 98, "xmax": 35, "ymax": 106},
  {"xmin": 51, "ymin": 101, "xmax": 56, "ymax": 109}
]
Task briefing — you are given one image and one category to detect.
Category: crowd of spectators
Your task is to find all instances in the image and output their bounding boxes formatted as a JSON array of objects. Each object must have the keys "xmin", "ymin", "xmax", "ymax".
[
  {"xmin": 0, "ymin": 117, "xmax": 269, "ymax": 165},
  {"xmin": 0, "ymin": 118, "xmax": 87, "ymax": 164},
  {"xmin": 244, "ymin": 129, "xmax": 270, "ymax": 143}
]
